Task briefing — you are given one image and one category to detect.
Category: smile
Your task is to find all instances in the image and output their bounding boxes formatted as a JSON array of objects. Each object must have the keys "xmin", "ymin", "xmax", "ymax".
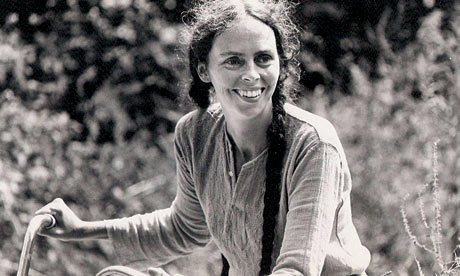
[{"xmin": 233, "ymin": 88, "xmax": 264, "ymax": 99}]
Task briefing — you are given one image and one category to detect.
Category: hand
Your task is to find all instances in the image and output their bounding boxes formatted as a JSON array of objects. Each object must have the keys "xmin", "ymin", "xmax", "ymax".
[{"xmin": 34, "ymin": 198, "xmax": 88, "ymax": 241}]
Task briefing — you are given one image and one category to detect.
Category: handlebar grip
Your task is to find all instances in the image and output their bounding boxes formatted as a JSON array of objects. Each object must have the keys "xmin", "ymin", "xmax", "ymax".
[{"xmin": 44, "ymin": 214, "xmax": 57, "ymax": 229}]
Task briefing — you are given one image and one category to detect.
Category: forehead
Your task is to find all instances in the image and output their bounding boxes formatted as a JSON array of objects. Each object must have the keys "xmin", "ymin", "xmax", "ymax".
[{"xmin": 211, "ymin": 16, "xmax": 277, "ymax": 54}]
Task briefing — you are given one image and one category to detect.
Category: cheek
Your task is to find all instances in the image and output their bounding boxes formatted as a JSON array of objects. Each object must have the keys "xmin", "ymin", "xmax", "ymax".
[
  {"xmin": 210, "ymin": 70, "xmax": 240, "ymax": 89},
  {"xmin": 266, "ymin": 66, "xmax": 281, "ymax": 84}
]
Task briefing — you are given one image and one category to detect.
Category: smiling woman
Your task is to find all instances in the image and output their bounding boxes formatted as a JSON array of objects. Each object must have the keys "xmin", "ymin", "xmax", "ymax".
[
  {"xmin": 197, "ymin": 16, "xmax": 280, "ymax": 124},
  {"xmin": 35, "ymin": 0, "xmax": 370, "ymax": 275}
]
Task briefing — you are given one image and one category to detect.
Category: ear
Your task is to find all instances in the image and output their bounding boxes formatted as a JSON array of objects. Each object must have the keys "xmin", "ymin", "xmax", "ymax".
[{"xmin": 196, "ymin": 63, "xmax": 211, "ymax": 83}]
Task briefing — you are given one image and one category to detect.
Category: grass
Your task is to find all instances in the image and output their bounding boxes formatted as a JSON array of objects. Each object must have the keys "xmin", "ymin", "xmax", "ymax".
[{"xmin": 400, "ymin": 141, "xmax": 460, "ymax": 276}]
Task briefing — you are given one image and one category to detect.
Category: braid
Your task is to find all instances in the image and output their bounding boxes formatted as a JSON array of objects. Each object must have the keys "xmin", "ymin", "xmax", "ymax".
[
  {"xmin": 220, "ymin": 90, "xmax": 287, "ymax": 276},
  {"xmin": 180, "ymin": 1, "xmax": 299, "ymax": 274},
  {"xmin": 188, "ymin": 69, "xmax": 211, "ymax": 109},
  {"xmin": 259, "ymin": 89, "xmax": 287, "ymax": 275},
  {"xmin": 188, "ymin": 43, "xmax": 213, "ymax": 109}
]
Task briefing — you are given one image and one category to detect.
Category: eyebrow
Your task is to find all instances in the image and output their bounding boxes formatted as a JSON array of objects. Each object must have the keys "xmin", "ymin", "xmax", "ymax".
[
  {"xmin": 219, "ymin": 50, "xmax": 275, "ymax": 57},
  {"xmin": 219, "ymin": 51, "xmax": 243, "ymax": 57}
]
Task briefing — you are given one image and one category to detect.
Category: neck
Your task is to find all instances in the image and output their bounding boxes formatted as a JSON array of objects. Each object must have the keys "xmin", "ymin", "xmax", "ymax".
[{"xmin": 225, "ymin": 108, "xmax": 272, "ymax": 162}]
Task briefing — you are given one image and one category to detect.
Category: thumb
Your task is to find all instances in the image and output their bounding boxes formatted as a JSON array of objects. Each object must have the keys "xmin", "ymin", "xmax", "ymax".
[{"xmin": 148, "ymin": 267, "xmax": 170, "ymax": 276}]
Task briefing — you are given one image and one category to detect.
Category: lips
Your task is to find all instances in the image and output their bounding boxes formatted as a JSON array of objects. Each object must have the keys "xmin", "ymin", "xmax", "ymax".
[{"xmin": 232, "ymin": 88, "xmax": 265, "ymax": 99}]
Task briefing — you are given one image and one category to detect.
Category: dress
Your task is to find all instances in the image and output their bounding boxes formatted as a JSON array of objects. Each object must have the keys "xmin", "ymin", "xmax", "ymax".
[{"xmin": 105, "ymin": 103, "xmax": 371, "ymax": 276}]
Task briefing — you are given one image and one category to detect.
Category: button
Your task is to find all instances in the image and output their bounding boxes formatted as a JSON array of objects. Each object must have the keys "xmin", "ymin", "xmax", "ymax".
[{"xmin": 229, "ymin": 171, "xmax": 233, "ymax": 177}]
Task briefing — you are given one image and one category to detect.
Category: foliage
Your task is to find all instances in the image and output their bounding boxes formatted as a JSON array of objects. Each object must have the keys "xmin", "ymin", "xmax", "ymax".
[
  {"xmin": 401, "ymin": 142, "xmax": 460, "ymax": 276},
  {"xmin": 0, "ymin": 0, "xmax": 459, "ymax": 275},
  {"xmin": 296, "ymin": 0, "xmax": 456, "ymax": 95},
  {"xmin": 298, "ymin": 4, "xmax": 459, "ymax": 275},
  {"xmin": 0, "ymin": 0, "xmax": 184, "ymax": 145},
  {"xmin": 0, "ymin": 89, "xmax": 178, "ymax": 275}
]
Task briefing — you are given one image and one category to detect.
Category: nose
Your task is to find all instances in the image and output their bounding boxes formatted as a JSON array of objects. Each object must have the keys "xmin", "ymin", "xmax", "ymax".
[{"xmin": 241, "ymin": 62, "xmax": 260, "ymax": 82}]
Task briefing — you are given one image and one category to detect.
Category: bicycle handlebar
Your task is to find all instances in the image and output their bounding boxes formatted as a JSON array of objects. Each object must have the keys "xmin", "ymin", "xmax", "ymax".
[
  {"xmin": 17, "ymin": 214, "xmax": 149, "ymax": 276},
  {"xmin": 95, "ymin": 266, "xmax": 149, "ymax": 276},
  {"xmin": 17, "ymin": 214, "xmax": 56, "ymax": 276}
]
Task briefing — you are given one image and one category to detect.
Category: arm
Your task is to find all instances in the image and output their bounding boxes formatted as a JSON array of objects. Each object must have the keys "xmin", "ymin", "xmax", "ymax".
[
  {"xmin": 36, "ymin": 197, "xmax": 108, "ymax": 241},
  {"xmin": 271, "ymin": 142, "xmax": 343, "ymax": 276},
  {"xmin": 105, "ymin": 121, "xmax": 211, "ymax": 266},
  {"xmin": 38, "ymin": 116, "xmax": 211, "ymax": 267}
]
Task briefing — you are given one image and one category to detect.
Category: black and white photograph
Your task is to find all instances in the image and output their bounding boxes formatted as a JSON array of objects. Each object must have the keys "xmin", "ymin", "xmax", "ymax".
[{"xmin": 1, "ymin": 0, "xmax": 459, "ymax": 275}]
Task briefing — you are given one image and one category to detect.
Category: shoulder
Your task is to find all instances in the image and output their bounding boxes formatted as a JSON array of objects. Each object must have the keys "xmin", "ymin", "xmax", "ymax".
[
  {"xmin": 284, "ymin": 102, "xmax": 341, "ymax": 149},
  {"xmin": 284, "ymin": 103, "xmax": 351, "ymax": 171},
  {"xmin": 176, "ymin": 104, "xmax": 222, "ymax": 132},
  {"xmin": 174, "ymin": 103, "xmax": 224, "ymax": 146},
  {"xmin": 283, "ymin": 104, "xmax": 353, "ymax": 201}
]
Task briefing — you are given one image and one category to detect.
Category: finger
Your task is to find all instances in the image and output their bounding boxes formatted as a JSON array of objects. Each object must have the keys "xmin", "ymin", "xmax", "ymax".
[
  {"xmin": 34, "ymin": 207, "xmax": 52, "ymax": 216},
  {"xmin": 38, "ymin": 226, "xmax": 72, "ymax": 241},
  {"xmin": 34, "ymin": 198, "xmax": 65, "ymax": 215},
  {"xmin": 37, "ymin": 227, "xmax": 59, "ymax": 237}
]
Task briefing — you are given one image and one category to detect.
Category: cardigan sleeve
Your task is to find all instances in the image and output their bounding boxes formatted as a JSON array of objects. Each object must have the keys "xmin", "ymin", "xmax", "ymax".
[
  {"xmin": 105, "ymin": 119, "xmax": 211, "ymax": 267},
  {"xmin": 271, "ymin": 141, "xmax": 345, "ymax": 276}
]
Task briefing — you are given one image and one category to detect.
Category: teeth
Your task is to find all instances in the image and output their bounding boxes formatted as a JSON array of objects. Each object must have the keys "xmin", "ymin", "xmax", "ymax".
[{"xmin": 235, "ymin": 89, "xmax": 263, "ymax": 98}]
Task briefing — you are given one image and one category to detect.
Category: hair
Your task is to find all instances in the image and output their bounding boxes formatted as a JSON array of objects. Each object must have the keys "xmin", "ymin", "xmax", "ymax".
[{"xmin": 180, "ymin": 0, "xmax": 301, "ymax": 275}]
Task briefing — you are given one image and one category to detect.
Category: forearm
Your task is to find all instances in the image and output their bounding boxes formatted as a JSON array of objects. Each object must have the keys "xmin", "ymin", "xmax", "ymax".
[
  {"xmin": 79, "ymin": 220, "xmax": 109, "ymax": 240},
  {"xmin": 106, "ymin": 207, "xmax": 210, "ymax": 266}
]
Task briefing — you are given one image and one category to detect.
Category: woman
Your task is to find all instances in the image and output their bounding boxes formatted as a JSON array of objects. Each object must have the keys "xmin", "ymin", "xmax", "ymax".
[{"xmin": 36, "ymin": 0, "xmax": 371, "ymax": 275}]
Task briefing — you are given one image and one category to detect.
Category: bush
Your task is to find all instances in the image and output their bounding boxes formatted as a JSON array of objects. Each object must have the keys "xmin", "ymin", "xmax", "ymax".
[
  {"xmin": 1, "ymin": 0, "xmax": 459, "ymax": 275},
  {"xmin": 298, "ymin": 6, "xmax": 459, "ymax": 275}
]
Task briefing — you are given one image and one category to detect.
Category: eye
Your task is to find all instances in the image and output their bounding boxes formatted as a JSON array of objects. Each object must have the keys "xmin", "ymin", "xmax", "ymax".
[
  {"xmin": 255, "ymin": 54, "xmax": 274, "ymax": 65},
  {"xmin": 224, "ymin": 57, "xmax": 243, "ymax": 67}
]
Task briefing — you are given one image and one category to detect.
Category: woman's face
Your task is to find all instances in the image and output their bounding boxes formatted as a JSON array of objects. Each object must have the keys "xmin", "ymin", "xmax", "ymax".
[{"xmin": 198, "ymin": 16, "xmax": 280, "ymax": 119}]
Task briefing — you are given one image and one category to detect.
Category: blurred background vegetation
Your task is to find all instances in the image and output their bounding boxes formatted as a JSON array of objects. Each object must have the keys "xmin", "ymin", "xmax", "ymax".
[{"xmin": 0, "ymin": 0, "xmax": 458, "ymax": 275}]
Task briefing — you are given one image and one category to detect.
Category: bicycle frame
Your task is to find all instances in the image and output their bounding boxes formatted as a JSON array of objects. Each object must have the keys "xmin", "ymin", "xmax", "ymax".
[{"xmin": 17, "ymin": 214, "xmax": 56, "ymax": 276}]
